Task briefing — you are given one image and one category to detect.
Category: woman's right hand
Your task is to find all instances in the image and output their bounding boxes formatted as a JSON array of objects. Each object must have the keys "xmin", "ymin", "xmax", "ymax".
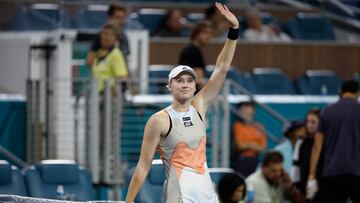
[{"xmin": 215, "ymin": 2, "xmax": 239, "ymax": 29}]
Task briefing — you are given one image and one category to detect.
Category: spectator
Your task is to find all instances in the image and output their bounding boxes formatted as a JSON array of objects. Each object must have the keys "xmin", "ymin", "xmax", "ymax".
[
  {"xmin": 246, "ymin": 150, "xmax": 305, "ymax": 203},
  {"xmin": 154, "ymin": 9, "xmax": 189, "ymax": 37},
  {"xmin": 91, "ymin": 23, "xmax": 128, "ymax": 92},
  {"xmin": 87, "ymin": 4, "xmax": 130, "ymax": 66},
  {"xmin": 217, "ymin": 173, "xmax": 247, "ymax": 203},
  {"xmin": 307, "ymin": 80, "xmax": 360, "ymax": 202},
  {"xmin": 292, "ymin": 108, "xmax": 321, "ymax": 198},
  {"xmin": 205, "ymin": 4, "xmax": 229, "ymax": 38},
  {"xmin": 178, "ymin": 21, "xmax": 212, "ymax": 91},
  {"xmin": 275, "ymin": 120, "xmax": 305, "ymax": 174},
  {"xmin": 243, "ymin": 8, "xmax": 291, "ymax": 42},
  {"xmin": 231, "ymin": 101, "xmax": 266, "ymax": 177}
]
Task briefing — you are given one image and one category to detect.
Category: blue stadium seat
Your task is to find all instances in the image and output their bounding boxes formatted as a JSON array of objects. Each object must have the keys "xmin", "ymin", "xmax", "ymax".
[
  {"xmin": 250, "ymin": 68, "xmax": 296, "ymax": 95},
  {"xmin": 125, "ymin": 159, "xmax": 165, "ymax": 203},
  {"xmin": 227, "ymin": 71, "xmax": 256, "ymax": 94},
  {"xmin": 148, "ymin": 65, "xmax": 172, "ymax": 94},
  {"xmin": 208, "ymin": 168, "xmax": 234, "ymax": 185},
  {"xmin": 13, "ymin": 4, "xmax": 61, "ymax": 30},
  {"xmin": 0, "ymin": 160, "xmax": 27, "ymax": 196},
  {"xmin": 138, "ymin": 9, "xmax": 167, "ymax": 35},
  {"xmin": 206, "ymin": 66, "xmax": 256, "ymax": 94},
  {"xmin": 284, "ymin": 13, "xmax": 336, "ymax": 40},
  {"xmin": 75, "ymin": 5, "xmax": 107, "ymax": 30},
  {"xmin": 23, "ymin": 160, "xmax": 94, "ymax": 201},
  {"xmin": 296, "ymin": 70, "xmax": 342, "ymax": 95}
]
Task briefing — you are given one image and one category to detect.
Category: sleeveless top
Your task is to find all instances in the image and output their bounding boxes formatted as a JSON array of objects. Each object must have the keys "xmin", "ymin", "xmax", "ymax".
[{"xmin": 157, "ymin": 105, "xmax": 219, "ymax": 203}]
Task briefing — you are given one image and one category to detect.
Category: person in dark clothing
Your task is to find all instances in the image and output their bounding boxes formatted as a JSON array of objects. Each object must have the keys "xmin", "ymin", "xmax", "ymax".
[
  {"xmin": 87, "ymin": 4, "xmax": 130, "ymax": 66},
  {"xmin": 293, "ymin": 108, "xmax": 321, "ymax": 199},
  {"xmin": 307, "ymin": 80, "xmax": 360, "ymax": 202},
  {"xmin": 217, "ymin": 173, "xmax": 247, "ymax": 203},
  {"xmin": 179, "ymin": 21, "xmax": 212, "ymax": 92}
]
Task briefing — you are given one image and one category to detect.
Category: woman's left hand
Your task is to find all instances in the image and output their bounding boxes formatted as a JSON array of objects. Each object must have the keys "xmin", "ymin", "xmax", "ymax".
[{"xmin": 215, "ymin": 2, "xmax": 240, "ymax": 29}]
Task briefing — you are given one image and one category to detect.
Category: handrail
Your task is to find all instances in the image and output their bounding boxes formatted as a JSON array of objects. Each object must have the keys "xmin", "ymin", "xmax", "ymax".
[
  {"xmin": 228, "ymin": 80, "xmax": 289, "ymax": 144},
  {"xmin": 0, "ymin": 145, "xmax": 28, "ymax": 168}
]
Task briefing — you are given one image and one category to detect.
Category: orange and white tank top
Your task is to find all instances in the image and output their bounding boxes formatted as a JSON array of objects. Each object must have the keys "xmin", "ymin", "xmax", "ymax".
[{"xmin": 157, "ymin": 105, "xmax": 219, "ymax": 203}]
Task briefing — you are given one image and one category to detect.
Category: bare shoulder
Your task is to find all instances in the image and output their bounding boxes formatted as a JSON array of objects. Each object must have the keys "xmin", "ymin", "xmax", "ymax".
[
  {"xmin": 147, "ymin": 109, "xmax": 170, "ymax": 136},
  {"xmin": 191, "ymin": 95, "xmax": 206, "ymax": 118}
]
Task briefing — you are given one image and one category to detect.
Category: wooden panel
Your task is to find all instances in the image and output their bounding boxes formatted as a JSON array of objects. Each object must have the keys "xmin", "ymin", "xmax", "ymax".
[{"xmin": 150, "ymin": 40, "xmax": 360, "ymax": 79}]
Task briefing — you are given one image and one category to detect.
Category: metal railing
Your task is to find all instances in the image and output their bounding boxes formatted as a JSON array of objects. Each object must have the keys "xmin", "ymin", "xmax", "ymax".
[{"xmin": 228, "ymin": 80, "xmax": 288, "ymax": 144}]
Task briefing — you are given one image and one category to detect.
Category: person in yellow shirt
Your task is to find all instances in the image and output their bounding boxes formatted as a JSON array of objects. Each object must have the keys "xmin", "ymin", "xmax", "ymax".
[{"xmin": 92, "ymin": 23, "xmax": 128, "ymax": 92}]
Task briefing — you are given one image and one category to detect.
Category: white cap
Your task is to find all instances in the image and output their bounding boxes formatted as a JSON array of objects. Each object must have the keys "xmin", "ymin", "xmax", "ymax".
[{"xmin": 168, "ymin": 65, "xmax": 197, "ymax": 82}]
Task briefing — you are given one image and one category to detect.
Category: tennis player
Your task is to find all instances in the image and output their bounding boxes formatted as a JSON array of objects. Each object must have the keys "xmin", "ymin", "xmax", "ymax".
[{"xmin": 125, "ymin": 2, "xmax": 239, "ymax": 203}]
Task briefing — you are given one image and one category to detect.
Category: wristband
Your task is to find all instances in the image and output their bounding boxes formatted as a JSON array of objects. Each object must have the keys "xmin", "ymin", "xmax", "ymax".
[{"xmin": 227, "ymin": 27, "xmax": 240, "ymax": 40}]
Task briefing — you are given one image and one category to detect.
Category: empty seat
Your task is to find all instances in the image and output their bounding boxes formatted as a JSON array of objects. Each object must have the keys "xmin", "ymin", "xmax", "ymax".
[
  {"xmin": 148, "ymin": 64, "xmax": 172, "ymax": 94},
  {"xmin": 284, "ymin": 13, "xmax": 336, "ymax": 40},
  {"xmin": 208, "ymin": 168, "xmax": 235, "ymax": 185},
  {"xmin": 0, "ymin": 160, "xmax": 27, "ymax": 196},
  {"xmin": 125, "ymin": 159, "xmax": 165, "ymax": 203},
  {"xmin": 13, "ymin": 4, "xmax": 60, "ymax": 30},
  {"xmin": 138, "ymin": 9, "xmax": 167, "ymax": 35},
  {"xmin": 23, "ymin": 160, "xmax": 94, "ymax": 201},
  {"xmin": 206, "ymin": 66, "xmax": 255, "ymax": 94},
  {"xmin": 251, "ymin": 68, "xmax": 295, "ymax": 95},
  {"xmin": 75, "ymin": 5, "xmax": 108, "ymax": 30},
  {"xmin": 296, "ymin": 70, "xmax": 342, "ymax": 95},
  {"xmin": 227, "ymin": 70, "xmax": 256, "ymax": 94}
]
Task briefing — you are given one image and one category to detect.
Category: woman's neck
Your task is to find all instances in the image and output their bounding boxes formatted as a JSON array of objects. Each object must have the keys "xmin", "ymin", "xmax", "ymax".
[{"xmin": 171, "ymin": 100, "xmax": 192, "ymax": 112}]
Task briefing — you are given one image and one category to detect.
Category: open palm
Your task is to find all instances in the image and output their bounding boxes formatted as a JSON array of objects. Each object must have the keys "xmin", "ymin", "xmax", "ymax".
[{"xmin": 215, "ymin": 2, "xmax": 239, "ymax": 29}]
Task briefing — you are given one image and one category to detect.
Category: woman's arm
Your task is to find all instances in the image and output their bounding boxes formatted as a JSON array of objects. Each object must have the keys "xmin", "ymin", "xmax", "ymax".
[
  {"xmin": 125, "ymin": 112, "xmax": 167, "ymax": 203},
  {"xmin": 308, "ymin": 132, "xmax": 324, "ymax": 180},
  {"xmin": 193, "ymin": 2, "xmax": 239, "ymax": 116}
]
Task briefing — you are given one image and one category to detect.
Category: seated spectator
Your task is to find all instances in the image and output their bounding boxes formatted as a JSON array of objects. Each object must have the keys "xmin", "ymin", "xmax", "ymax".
[
  {"xmin": 231, "ymin": 101, "xmax": 266, "ymax": 177},
  {"xmin": 217, "ymin": 173, "xmax": 247, "ymax": 203},
  {"xmin": 87, "ymin": 4, "xmax": 130, "ymax": 66},
  {"xmin": 292, "ymin": 108, "xmax": 321, "ymax": 198},
  {"xmin": 178, "ymin": 21, "xmax": 212, "ymax": 92},
  {"xmin": 275, "ymin": 120, "xmax": 305, "ymax": 174},
  {"xmin": 243, "ymin": 8, "xmax": 292, "ymax": 42},
  {"xmin": 154, "ymin": 9, "xmax": 189, "ymax": 37},
  {"xmin": 205, "ymin": 4, "xmax": 229, "ymax": 38},
  {"xmin": 91, "ymin": 23, "xmax": 128, "ymax": 93},
  {"xmin": 246, "ymin": 150, "xmax": 305, "ymax": 203}
]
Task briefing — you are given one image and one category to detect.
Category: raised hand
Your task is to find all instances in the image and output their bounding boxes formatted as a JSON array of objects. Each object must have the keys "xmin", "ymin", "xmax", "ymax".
[{"xmin": 215, "ymin": 2, "xmax": 239, "ymax": 29}]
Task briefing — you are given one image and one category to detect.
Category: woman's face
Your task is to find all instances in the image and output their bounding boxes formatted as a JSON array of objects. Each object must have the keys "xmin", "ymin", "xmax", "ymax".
[
  {"xmin": 100, "ymin": 28, "xmax": 117, "ymax": 49},
  {"xmin": 168, "ymin": 73, "xmax": 196, "ymax": 102},
  {"xmin": 306, "ymin": 113, "xmax": 319, "ymax": 135},
  {"xmin": 232, "ymin": 184, "xmax": 245, "ymax": 202}
]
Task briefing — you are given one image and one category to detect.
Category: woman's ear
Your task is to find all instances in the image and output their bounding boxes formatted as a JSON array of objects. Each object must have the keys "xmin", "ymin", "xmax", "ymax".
[{"xmin": 167, "ymin": 83, "xmax": 171, "ymax": 92}]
